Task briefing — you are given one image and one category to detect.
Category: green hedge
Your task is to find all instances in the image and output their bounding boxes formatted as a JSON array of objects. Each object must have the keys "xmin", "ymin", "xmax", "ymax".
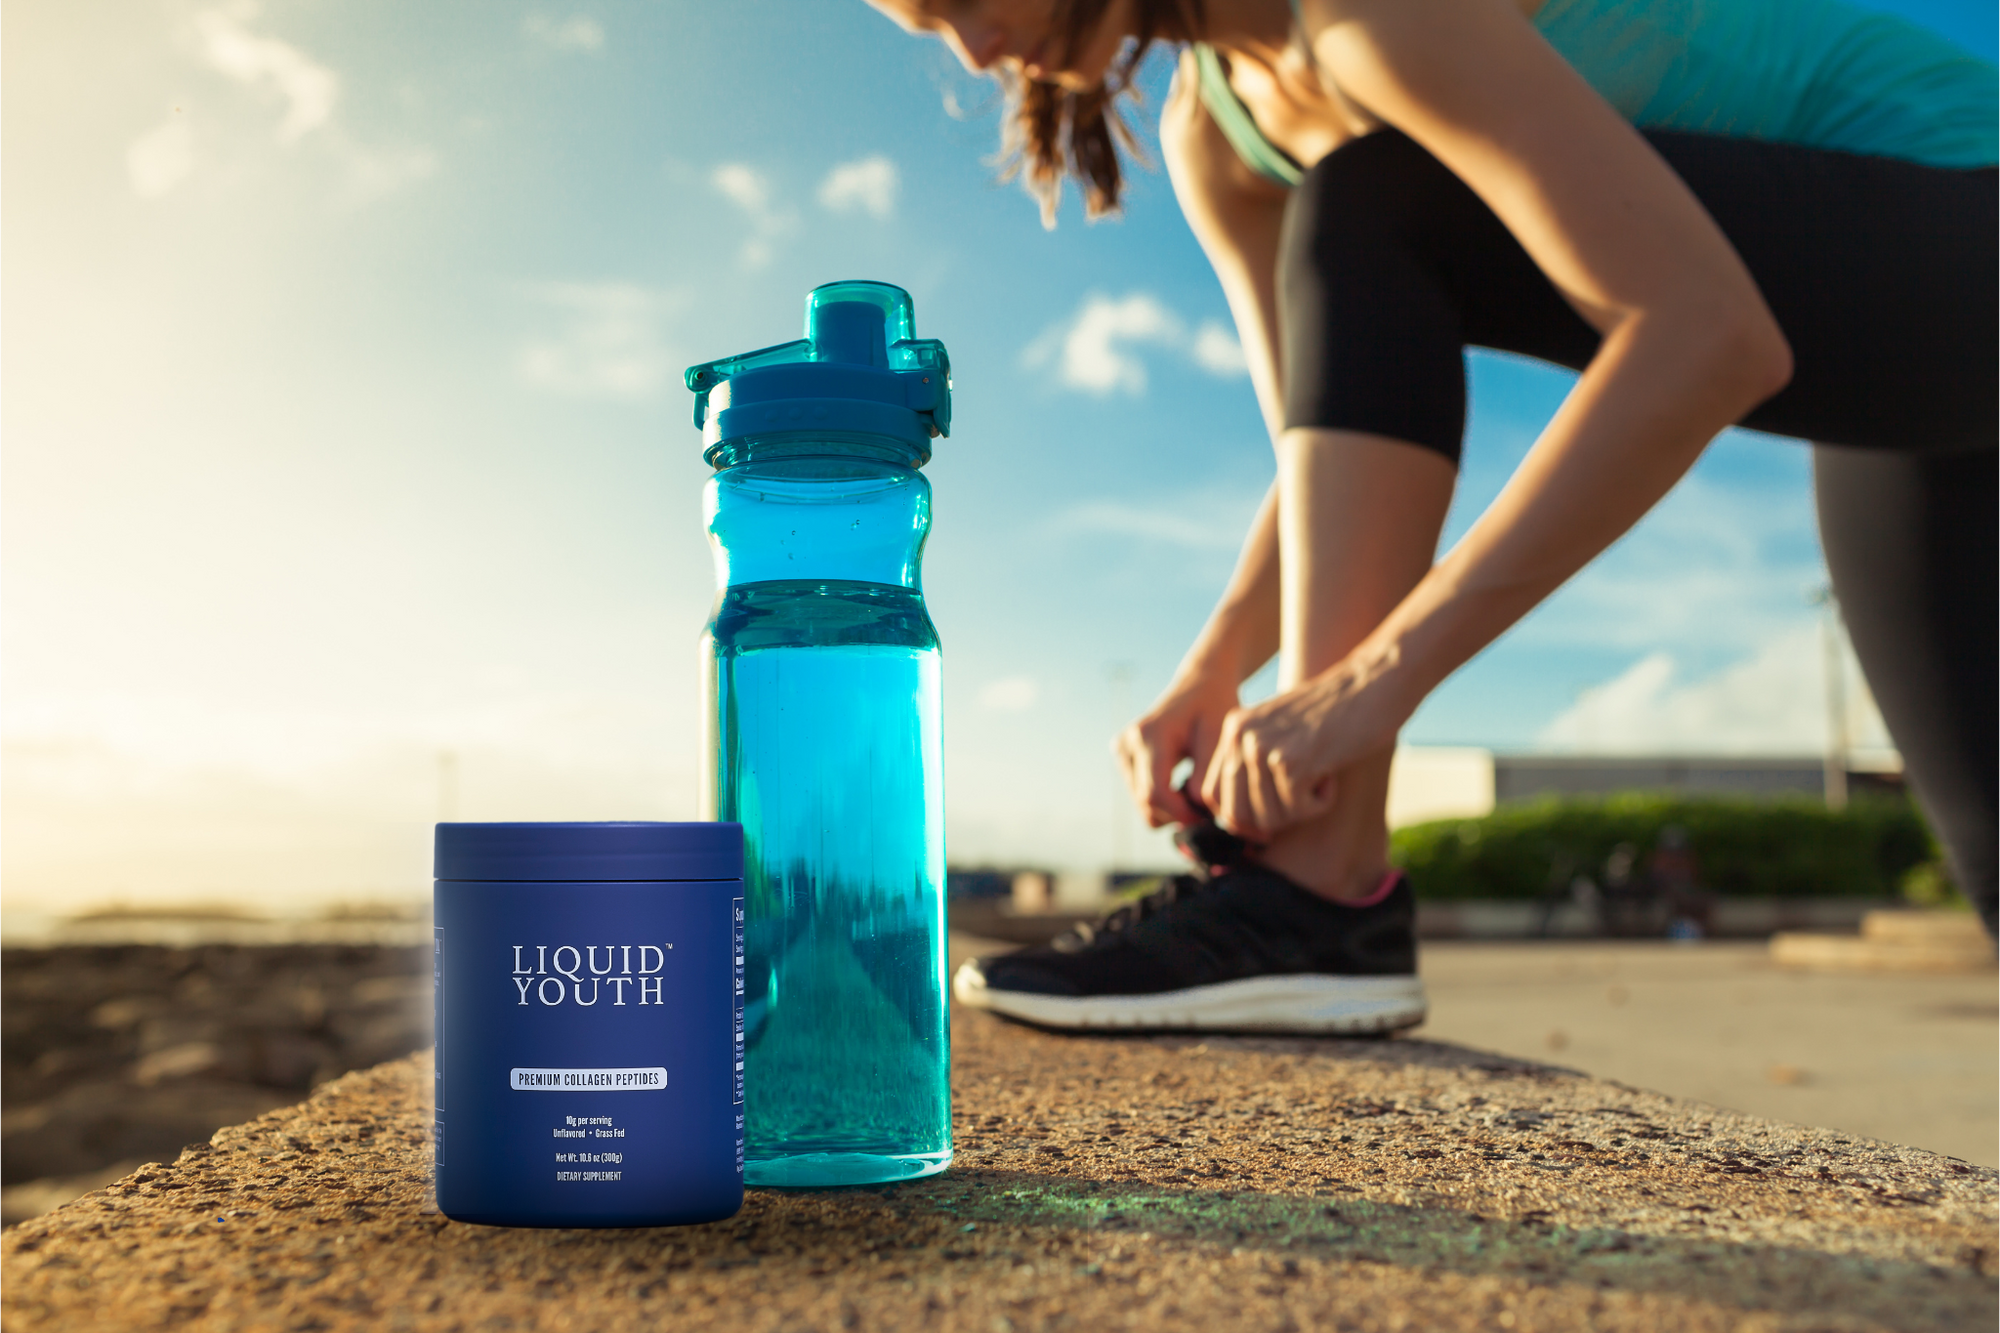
[{"xmin": 1389, "ymin": 794, "xmax": 1934, "ymax": 901}]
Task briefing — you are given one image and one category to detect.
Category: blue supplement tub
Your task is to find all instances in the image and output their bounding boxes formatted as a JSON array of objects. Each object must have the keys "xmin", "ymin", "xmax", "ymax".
[{"xmin": 433, "ymin": 821, "xmax": 744, "ymax": 1226}]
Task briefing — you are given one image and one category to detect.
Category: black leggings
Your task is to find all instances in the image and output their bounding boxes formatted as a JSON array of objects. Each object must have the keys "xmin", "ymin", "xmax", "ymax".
[{"xmin": 1278, "ymin": 130, "xmax": 1998, "ymax": 928}]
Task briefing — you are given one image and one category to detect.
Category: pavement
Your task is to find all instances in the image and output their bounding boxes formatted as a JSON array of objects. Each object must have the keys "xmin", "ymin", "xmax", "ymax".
[
  {"xmin": 6, "ymin": 996, "xmax": 1996, "ymax": 1331},
  {"xmin": 1413, "ymin": 940, "xmax": 1998, "ymax": 1168}
]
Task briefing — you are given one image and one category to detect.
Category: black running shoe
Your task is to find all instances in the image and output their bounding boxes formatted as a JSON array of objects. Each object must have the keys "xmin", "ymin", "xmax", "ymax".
[{"xmin": 952, "ymin": 865, "xmax": 1427, "ymax": 1034}]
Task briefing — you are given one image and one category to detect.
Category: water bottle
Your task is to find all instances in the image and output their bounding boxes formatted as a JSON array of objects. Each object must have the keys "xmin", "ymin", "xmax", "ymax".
[{"xmin": 685, "ymin": 281, "xmax": 951, "ymax": 1187}]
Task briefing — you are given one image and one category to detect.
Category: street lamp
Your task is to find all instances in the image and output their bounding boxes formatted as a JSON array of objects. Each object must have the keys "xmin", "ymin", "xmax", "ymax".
[{"xmin": 1806, "ymin": 586, "xmax": 1847, "ymax": 811}]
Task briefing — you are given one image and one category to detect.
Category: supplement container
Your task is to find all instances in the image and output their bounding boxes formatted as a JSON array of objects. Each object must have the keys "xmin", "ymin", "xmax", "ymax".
[
  {"xmin": 433, "ymin": 821, "xmax": 744, "ymax": 1227},
  {"xmin": 685, "ymin": 281, "xmax": 952, "ymax": 1186}
]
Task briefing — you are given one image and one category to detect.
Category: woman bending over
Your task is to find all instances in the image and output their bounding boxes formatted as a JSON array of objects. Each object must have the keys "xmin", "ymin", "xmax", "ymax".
[{"xmin": 866, "ymin": 0, "xmax": 1996, "ymax": 1032}]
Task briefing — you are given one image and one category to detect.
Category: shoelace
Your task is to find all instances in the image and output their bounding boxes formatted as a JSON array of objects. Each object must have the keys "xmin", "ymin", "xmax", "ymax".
[
  {"xmin": 1052, "ymin": 873, "xmax": 1220, "ymax": 952},
  {"xmin": 1170, "ymin": 781, "xmax": 1253, "ymax": 872}
]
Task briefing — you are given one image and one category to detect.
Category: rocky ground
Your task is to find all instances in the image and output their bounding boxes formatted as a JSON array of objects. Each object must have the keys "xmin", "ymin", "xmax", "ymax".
[
  {"xmin": 1, "ymin": 945, "xmax": 431, "ymax": 1222},
  {"xmin": 4, "ymin": 1005, "xmax": 1996, "ymax": 1332}
]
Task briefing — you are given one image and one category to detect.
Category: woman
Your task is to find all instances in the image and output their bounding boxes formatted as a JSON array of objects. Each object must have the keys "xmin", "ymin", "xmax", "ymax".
[{"xmin": 868, "ymin": 0, "xmax": 1997, "ymax": 1032}]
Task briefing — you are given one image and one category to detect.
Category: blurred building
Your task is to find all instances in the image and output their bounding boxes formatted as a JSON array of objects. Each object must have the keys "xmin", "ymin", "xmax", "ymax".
[{"xmin": 1387, "ymin": 746, "xmax": 1904, "ymax": 828}]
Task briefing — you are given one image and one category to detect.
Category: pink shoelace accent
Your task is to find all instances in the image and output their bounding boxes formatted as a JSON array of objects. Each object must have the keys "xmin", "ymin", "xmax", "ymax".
[{"xmin": 1346, "ymin": 870, "xmax": 1403, "ymax": 909}]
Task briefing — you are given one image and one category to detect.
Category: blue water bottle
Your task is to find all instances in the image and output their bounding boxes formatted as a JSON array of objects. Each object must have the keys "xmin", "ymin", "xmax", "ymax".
[{"xmin": 685, "ymin": 281, "xmax": 951, "ymax": 1187}]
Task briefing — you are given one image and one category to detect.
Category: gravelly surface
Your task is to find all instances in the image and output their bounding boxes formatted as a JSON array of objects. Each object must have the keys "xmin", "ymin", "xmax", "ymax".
[{"xmin": 4, "ymin": 1007, "xmax": 1995, "ymax": 1333}]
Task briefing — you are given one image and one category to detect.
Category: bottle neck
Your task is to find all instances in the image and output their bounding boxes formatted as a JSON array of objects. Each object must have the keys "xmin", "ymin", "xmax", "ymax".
[
  {"xmin": 703, "ymin": 433, "xmax": 927, "ymax": 471},
  {"xmin": 704, "ymin": 449, "xmax": 931, "ymax": 591}
]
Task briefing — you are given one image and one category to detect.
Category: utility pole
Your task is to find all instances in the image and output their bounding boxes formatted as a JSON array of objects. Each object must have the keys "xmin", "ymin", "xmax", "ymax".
[
  {"xmin": 1808, "ymin": 587, "xmax": 1848, "ymax": 811},
  {"xmin": 437, "ymin": 750, "xmax": 460, "ymax": 824}
]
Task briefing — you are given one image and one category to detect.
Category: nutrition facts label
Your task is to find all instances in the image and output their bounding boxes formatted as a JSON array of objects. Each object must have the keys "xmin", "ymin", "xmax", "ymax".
[
  {"xmin": 553, "ymin": 1115, "xmax": 628, "ymax": 1182},
  {"xmin": 732, "ymin": 897, "xmax": 746, "ymax": 1106}
]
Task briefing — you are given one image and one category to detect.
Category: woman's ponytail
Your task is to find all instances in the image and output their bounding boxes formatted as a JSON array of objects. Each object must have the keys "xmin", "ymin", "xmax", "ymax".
[{"xmin": 997, "ymin": 0, "xmax": 1203, "ymax": 227}]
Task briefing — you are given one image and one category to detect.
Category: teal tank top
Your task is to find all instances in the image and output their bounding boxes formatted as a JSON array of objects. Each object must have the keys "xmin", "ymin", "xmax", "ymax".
[{"xmin": 1196, "ymin": 0, "xmax": 1998, "ymax": 188}]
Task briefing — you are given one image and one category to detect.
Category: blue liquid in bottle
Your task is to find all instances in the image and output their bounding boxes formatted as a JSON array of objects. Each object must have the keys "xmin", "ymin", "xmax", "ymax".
[{"xmin": 689, "ymin": 283, "xmax": 953, "ymax": 1187}]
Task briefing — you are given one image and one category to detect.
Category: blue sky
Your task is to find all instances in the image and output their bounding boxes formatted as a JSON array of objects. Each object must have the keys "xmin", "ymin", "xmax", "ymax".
[{"xmin": 3, "ymin": 0, "xmax": 1989, "ymax": 906}]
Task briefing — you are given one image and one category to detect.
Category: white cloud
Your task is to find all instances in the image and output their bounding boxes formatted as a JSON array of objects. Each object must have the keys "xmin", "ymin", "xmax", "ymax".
[
  {"xmin": 1190, "ymin": 320, "xmax": 1248, "ymax": 377},
  {"xmin": 151, "ymin": 4, "xmax": 432, "ymax": 205},
  {"xmin": 1053, "ymin": 490, "xmax": 1264, "ymax": 552},
  {"xmin": 128, "ymin": 117, "xmax": 196, "ymax": 198},
  {"xmin": 1023, "ymin": 293, "xmax": 1246, "ymax": 396},
  {"xmin": 328, "ymin": 136, "xmax": 437, "ymax": 206},
  {"xmin": 977, "ymin": 677, "xmax": 1040, "ymax": 712},
  {"xmin": 524, "ymin": 14, "xmax": 605, "ymax": 52},
  {"xmin": 1023, "ymin": 292, "xmax": 1180, "ymax": 395},
  {"xmin": 711, "ymin": 163, "xmax": 797, "ymax": 269},
  {"xmin": 516, "ymin": 282, "xmax": 685, "ymax": 399},
  {"xmin": 1536, "ymin": 623, "xmax": 1893, "ymax": 756},
  {"xmin": 712, "ymin": 163, "xmax": 771, "ymax": 214},
  {"xmin": 818, "ymin": 155, "xmax": 899, "ymax": 219},
  {"xmin": 193, "ymin": 1, "xmax": 338, "ymax": 143}
]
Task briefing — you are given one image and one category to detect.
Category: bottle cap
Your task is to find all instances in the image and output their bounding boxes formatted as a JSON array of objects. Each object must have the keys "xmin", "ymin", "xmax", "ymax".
[
  {"xmin": 684, "ymin": 280, "xmax": 951, "ymax": 465},
  {"xmin": 434, "ymin": 822, "xmax": 743, "ymax": 882}
]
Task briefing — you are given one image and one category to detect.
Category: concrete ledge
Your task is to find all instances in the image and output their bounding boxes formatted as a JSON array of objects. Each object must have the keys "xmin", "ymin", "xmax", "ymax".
[
  {"xmin": 5, "ymin": 1012, "xmax": 1995, "ymax": 1332},
  {"xmin": 1773, "ymin": 909, "xmax": 1996, "ymax": 974}
]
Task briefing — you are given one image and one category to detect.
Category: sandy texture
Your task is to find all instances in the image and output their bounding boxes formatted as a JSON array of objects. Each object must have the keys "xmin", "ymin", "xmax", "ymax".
[{"xmin": 4, "ymin": 1009, "xmax": 1995, "ymax": 1333}]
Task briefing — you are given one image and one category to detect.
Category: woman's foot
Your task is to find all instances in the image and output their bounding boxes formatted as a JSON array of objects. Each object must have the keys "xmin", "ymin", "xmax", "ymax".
[{"xmin": 951, "ymin": 864, "xmax": 1425, "ymax": 1034}]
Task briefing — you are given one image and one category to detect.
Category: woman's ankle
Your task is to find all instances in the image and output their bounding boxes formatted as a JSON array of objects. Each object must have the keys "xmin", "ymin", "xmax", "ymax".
[
  {"xmin": 1257, "ymin": 831, "xmax": 1391, "ymax": 904},
  {"xmin": 1244, "ymin": 753, "xmax": 1396, "ymax": 902}
]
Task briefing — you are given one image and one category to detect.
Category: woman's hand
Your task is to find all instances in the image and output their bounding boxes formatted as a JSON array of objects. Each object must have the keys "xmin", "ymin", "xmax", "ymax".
[
  {"xmin": 1113, "ymin": 668, "xmax": 1244, "ymax": 830},
  {"xmin": 1198, "ymin": 644, "xmax": 1410, "ymax": 840}
]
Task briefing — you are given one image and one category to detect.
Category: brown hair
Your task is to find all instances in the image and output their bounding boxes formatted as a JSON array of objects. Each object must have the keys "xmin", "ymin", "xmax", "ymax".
[{"xmin": 998, "ymin": 0, "xmax": 1205, "ymax": 227}]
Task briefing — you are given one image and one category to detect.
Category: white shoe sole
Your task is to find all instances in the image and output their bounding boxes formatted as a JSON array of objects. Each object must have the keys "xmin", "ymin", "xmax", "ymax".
[{"xmin": 953, "ymin": 963, "xmax": 1427, "ymax": 1035}]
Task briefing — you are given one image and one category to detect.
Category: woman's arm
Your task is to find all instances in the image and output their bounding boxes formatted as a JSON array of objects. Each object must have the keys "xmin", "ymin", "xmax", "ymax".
[
  {"xmin": 1163, "ymin": 50, "xmax": 1293, "ymax": 438},
  {"xmin": 1112, "ymin": 55, "xmax": 1292, "ymax": 829},
  {"xmin": 1199, "ymin": 0, "xmax": 1795, "ymax": 836}
]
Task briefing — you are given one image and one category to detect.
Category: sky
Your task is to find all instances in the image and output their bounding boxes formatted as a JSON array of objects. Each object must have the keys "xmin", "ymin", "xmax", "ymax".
[{"xmin": 4, "ymin": 0, "xmax": 1990, "ymax": 913}]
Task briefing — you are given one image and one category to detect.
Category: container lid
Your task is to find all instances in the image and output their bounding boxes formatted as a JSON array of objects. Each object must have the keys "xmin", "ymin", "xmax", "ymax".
[
  {"xmin": 684, "ymin": 280, "xmax": 951, "ymax": 465},
  {"xmin": 434, "ymin": 822, "xmax": 743, "ymax": 882}
]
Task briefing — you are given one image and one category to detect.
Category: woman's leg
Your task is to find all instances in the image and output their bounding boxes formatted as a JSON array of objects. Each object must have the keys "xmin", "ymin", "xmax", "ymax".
[
  {"xmin": 1631, "ymin": 139, "xmax": 1999, "ymax": 929},
  {"xmin": 1262, "ymin": 135, "xmax": 1471, "ymax": 900},
  {"xmin": 1815, "ymin": 447, "xmax": 1999, "ymax": 932},
  {"xmin": 1283, "ymin": 128, "xmax": 1999, "ymax": 455},
  {"xmin": 1276, "ymin": 130, "xmax": 1995, "ymax": 918},
  {"xmin": 1261, "ymin": 428, "xmax": 1456, "ymax": 900},
  {"xmin": 1660, "ymin": 138, "xmax": 1998, "ymax": 929}
]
